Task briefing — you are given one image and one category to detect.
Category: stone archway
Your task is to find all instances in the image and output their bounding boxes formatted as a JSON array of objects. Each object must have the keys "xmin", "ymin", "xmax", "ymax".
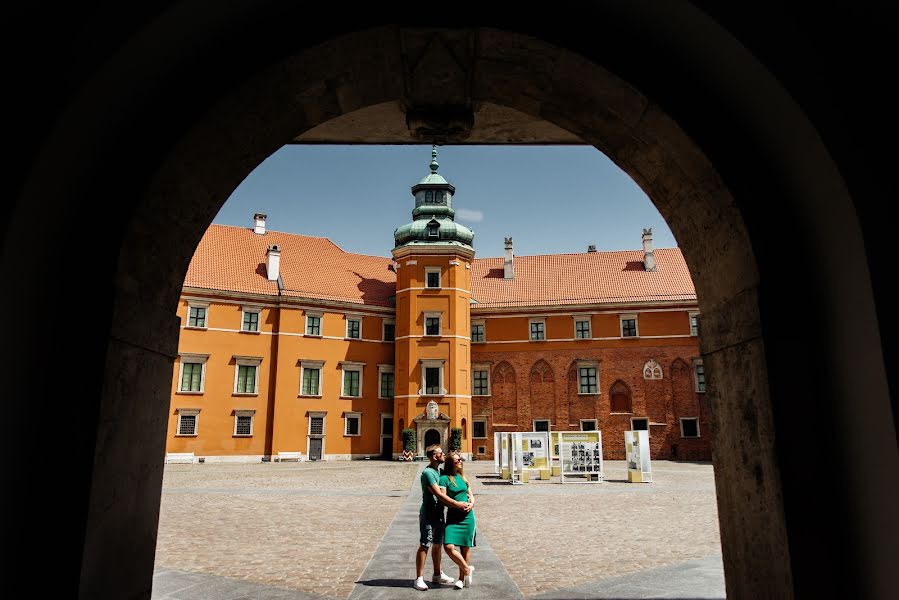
[
  {"xmin": 4, "ymin": 7, "xmax": 895, "ymax": 600},
  {"xmin": 424, "ymin": 429, "xmax": 440, "ymax": 448}
]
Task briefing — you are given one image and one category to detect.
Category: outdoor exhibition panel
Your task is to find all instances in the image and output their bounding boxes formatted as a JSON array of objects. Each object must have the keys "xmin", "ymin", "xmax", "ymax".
[
  {"xmin": 507, "ymin": 432, "xmax": 527, "ymax": 484},
  {"xmin": 549, "ymin": 431, "xmax": 562, "ymax": 475},
  {"xmin": 494, "ymin": 431, "xmax": 502, "ymax": 474},
  {"xmin": 498, "ymin": 432, "xmax": 511, "ymax": 479},
  {"xmin": 559, "ymin": 430, "xmax": 604, "ymax": 483},
  {"xmin": 625, "ymin": 430, "xmax": 652, "ymax": 483},
  {"xmin": 513, "ymin": 431, "xmax": 552, "ymax": 480}
]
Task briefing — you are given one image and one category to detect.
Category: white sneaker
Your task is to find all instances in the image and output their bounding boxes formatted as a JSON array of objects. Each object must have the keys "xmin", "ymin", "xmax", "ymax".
[
  {"xmin": 413, "ymin": 577, "xmax": 428, "ymax": 591},
  {"xmin": 432, "ymin": 572, "xmax": 455, "ymax": 584},
  {"xmin": 454, "ymin": 580, "xmax": 464, "ymax": 589},
  {"xmin": 464, "ymin": 565, "xmax": 475, "ymax": 587}
]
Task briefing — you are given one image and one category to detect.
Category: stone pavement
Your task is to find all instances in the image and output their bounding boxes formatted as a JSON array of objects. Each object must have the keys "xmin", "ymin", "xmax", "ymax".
[{"xmin": 153, "ymin": 460, "xmax": 725, "ymax": 599}]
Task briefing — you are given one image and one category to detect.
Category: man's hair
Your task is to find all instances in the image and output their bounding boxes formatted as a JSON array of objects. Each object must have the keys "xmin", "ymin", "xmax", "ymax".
[{"xmin": 425, "ymin": 444, "xmax": 442, "ymax": 459}]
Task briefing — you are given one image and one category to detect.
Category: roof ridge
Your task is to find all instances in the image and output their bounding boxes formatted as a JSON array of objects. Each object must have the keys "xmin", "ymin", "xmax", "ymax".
[{"xmin": 472, "ymin": 247, "xmax": 680, "ymax": 261}]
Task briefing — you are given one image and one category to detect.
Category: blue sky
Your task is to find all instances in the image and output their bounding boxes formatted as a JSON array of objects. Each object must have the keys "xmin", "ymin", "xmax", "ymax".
[{"xmin": 214, "ymin": 145, "xmax": 676, "ymax": 259}]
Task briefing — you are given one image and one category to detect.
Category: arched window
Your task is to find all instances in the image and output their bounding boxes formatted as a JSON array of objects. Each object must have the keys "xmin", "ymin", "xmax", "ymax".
[
  {"xmin": 425, "ymin": 190, "xmax": 433, "ymax": 203},
  {"xmin": 436, "ymin": 190, "xmax": 445, "ymax": 203},
  {"xmin": 610, "ymin": 380, "xmax": 632, "ymax": 413},
  {"xmin": 643, "ymin": 359, "xmax": 663, "ymax": 380},
  {"xmin": 461, "ymin": 417, "xmax": 467, "ymax": 439}
]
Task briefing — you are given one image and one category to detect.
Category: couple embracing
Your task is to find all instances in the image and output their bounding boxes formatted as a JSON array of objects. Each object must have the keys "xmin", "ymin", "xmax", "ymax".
[{"xmin": 413, "ymin": 444, "xmax": 476, "ymax": 591}]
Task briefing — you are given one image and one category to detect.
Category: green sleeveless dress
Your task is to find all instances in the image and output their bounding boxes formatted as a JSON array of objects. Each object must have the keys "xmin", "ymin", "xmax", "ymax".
[{"xmin": 438, "ymin": 474, "xmax": 477, "ymax": 547}]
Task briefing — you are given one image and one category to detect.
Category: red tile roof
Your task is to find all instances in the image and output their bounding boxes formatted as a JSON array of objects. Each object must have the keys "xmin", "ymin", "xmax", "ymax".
[{"xmin": 185, "ymin": 225, "xmax": 696, "ymax": 309}]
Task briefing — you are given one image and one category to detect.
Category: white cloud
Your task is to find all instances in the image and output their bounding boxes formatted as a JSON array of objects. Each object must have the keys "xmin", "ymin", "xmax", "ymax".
[{"xmin": 456, "ymin": 208, "xmax": 484, "ymax": 222}]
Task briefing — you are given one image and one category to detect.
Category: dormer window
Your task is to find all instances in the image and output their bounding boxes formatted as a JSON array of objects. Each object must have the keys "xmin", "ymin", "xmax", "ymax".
[{"xmin": 427, "ymin": 219, "xmax": 440, "ymax": 238}]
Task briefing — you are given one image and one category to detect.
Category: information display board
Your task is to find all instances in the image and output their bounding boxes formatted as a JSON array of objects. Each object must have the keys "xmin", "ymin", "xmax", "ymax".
[
  {"xmin": 494, "ymin": 431, "xmax": 502, "ymax": 474},
  {"xmin": 625, "ymin": 430, "xmax": 652, "ymax": 483},
  {"xmin": 508, "ymin": 432, "xmax": 526, "ymax": 484},
  {"xmin": 559, "ymin": 431, "xmax": 604, "ymax": 483},
  {"xmin": 498, "ymin": 432, "xmax": 511, "ymax": 479}
]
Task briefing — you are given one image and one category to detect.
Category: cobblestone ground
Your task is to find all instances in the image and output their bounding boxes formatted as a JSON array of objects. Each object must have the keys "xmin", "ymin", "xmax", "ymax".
[
  {"xmin": 155, "ymin": 461, "xmax": 420, "ymax": 598},
  {"xmin": 154, "ymin": 459, "xmax": 721, "ymax": 599}
]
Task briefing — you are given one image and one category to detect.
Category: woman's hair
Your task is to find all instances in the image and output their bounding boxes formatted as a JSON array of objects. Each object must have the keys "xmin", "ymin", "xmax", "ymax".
[{"xmin": 443, "ymin": 452, "xmax": 461, "ymax": 485}]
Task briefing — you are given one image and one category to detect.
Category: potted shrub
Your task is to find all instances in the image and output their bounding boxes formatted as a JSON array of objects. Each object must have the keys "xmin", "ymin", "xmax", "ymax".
[{"xmin": 449, "ymin": 427, "xmax": 463, "ymax": 453}]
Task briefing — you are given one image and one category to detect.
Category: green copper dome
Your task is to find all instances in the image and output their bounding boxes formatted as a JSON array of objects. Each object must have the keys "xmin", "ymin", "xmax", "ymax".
[{"xmin": 393, "ymin": 146, "xmax": 474, "ymax": 251}]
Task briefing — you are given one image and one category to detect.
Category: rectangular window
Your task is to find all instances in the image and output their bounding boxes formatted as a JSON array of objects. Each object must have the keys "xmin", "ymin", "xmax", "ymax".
[
  {"xmin": 426, "ymin": 269, "xmax": 441, "ymax": 288},
  {"xmin": 621, "ymin": 317, "xmax": 637, "ymax": 337},
  {"xmin": 383, "ymin": 322, "xmax": 395, "ymax": 342},
  {"xmin": 425, "ymin": 316, "xmax": 440, "ymax": 336},
  {"xmin": 530, "ymin": 320, "xmax": 545, "ymax": 341},
  {"xmin": 235, "ymin": 415, "xmax": 252, "ymax": 436},
  {"xmin": 477, "ymin": 446, "xmax": 487, "ymax": 455},
  {"xmin": 695, "ymin": 362, "xmax": 706, "ymax": 393},
  {"xmin": 533, "ymin": 419, "xmax": 550, "ymax": 432},
  {"xmin": 188, "ymin": 306, "xmax": 206, "ymax": 328},
  {"xmin": 242, "ymin": 310, "xmax": 259, "ymax": 332},
  {"xmin": 310, "ymin": 416, "xmax": 324, "ymax": 435},
  {"xmin": 473, "ymin": 420, "xmax": 487, "ymax": 439},
  {"xmin": 180, "ymin": 363, "xmax": 203, "ymax": 392},
  {"xmin": 690, "ymin": 313, "xmax": 700, "ymax": 336},
  {"xmin": 472, "ymin": 370, "xmax": 489, "ymax": 395},
  {"xmin": 425, "ymin": 367, "xmax": 441, "ymax": 395},
  {"xmin": 236, "ymin": 365, "xmax": 257, "ymax": 394},
  {"xmin": 346, "ymin": 318, "xmax": 361, "ymax": 339},
  {"xmin": 380, "ymin": 372, "xmax": 394, "ymax": 398},
  {"xmin": 343, "ymin": 370, "xmax": 361, "ymax": 397},
  {"xmin": 302, "ymin": 368, "xmax": 321, "ymax": 396},
  {"xmin": 345, "ymin": 415, "xmax": 361, "ymax": 436},
  {"xmin": 575, "ymin": 319, "xmax": 591, "ymax": 339},
  {"xmin": 631, "ymin": 417, "xmax": 649, "ymax": 431},
  {"xmin": 177, "ymin": 414, "xmax": 197, "ymax": 436},
  {"xmin": 471, "ymin": 322, "xmax": 484, "ymax": 342},
  {"xmin": 680, "ymin": 418, "xmax": 700, "ymax": 438},
  {"xmin": 306, "ymin": 315, "xmax": 321, "ymax": 336},
  {"xmin": 579, "ymin": 367, "xmax": 598, "ymax": 394},
  {"xmin": 581, "ymin": 419, "xmax": 598, "ymax": 431}
]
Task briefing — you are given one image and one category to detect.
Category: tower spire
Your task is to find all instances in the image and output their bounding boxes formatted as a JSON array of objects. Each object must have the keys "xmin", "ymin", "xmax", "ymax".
[{"xmin": 429, "ymin": 145, "xmax": 439, "ymax": 173}]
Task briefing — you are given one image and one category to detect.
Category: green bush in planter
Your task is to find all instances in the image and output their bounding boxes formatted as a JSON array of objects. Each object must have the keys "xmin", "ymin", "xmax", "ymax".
[
  {"xmin": 449, "ymin": 427, "xmax": 463, "ymax": 452},
  {"xmin": 402, "ymin": 428, "xmax": 416, "ymax": 452}
]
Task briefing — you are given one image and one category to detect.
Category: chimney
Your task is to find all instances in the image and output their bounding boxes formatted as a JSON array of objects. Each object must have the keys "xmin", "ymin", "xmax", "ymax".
[
  {"xmin": 642, "ymin": 228, "xmax": 657, "ymax": 272},
  {"xmin": 253, "ymin": 213, "xmax": 267, "ymax": 235},
  {"xmin": 266, "ymin": 244, "xmax": 281, "ymax": 281},
  {"xmin": 587, "ymin": 244, "xmax": 597, "ymax": 253},
  {"xmin": 503, "ymin": 237, "xmax": 514, "ymax": 279}
]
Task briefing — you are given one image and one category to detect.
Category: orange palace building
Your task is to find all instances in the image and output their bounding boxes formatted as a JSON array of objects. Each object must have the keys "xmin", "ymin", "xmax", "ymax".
[{"xmin": 166, "ymin": 148, "xmax": 710, "ymax": 462}]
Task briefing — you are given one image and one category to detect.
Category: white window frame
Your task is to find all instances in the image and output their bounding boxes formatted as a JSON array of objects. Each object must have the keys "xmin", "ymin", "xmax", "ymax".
[
  {"xmin": 307, "ymin": 411, "xmax": 327, "ymax": 457},
  {"xmin": 533, "ymin": 419, "xmax": 551, "ymax": 432},
  {"xmin": 473, "ymin": 418, "xmax": 488, "ymax": 439},
  {"xmin": 643, "ymin": 359, "xmax": 663, "ymax": 380},
  {"xmin": 177, "ymin": 353, "xmax": 209, "ymax": 394},
  {"xmin": 305, "ymin": 311, "xmax": 323, "ymax": 337},
  {"xmin": 176, "ymin": 408, "xmax": 200, "ymax": 436},
  {"xmin": 580, "ymin": 419, "xmax": 598, "ymax": 431},
  {"xmin": 186, "ymin": 301, "xmax": 209, "ymax": 329},
  {"xmin": 345, "ymin": 314, "xmax": 363, "ymax": 339},
  {"xmin": 619, "ymin": 313, "xmax": 639, "ymax": 338},
  {"xmin": 471, "ymin": 363, "xmax": 491, "ymax": 396},
  {"xmin": 420, "ymin": 359, "xmax": 446, "ymax": 396},
  {"xmin": 344, "ymin": 411, "xmax": 362, "ymax": 437},
  {"xmin": 573, "ymin": 315, "xmax": 592, "ymax": 339},
  {"xmin": 382, "ymin": 318, "xmax": 395, "ymax": 342},
  {"xmin": 233, "ymin": 409, "xmax": 256, "ymax": 437},
  {"xmin": 425, "ymin": 267, "xmax": 442, "ymax": 288},
  {"xmin": 689, "ymin": 311, "xmax": 700, "ymax": 336},
  {"xmin": 299, "ymin": 360, "xmax": 325, "ymax": 397},
  {"xmin": 631, "ymin": 417, "xmax": 649, "ymax": 432},
  {"xmin": 340, "ymin": 361, "xmax": 365, "ymax": 398},
  {"xmin": 694, "ymin": 358, "xmax": 706, "ymax": 393},
  {"xmin": 241, "ymin": 305, "xmax": 262, "ymax": 333},
  {"xmin": 471, "ymin": 319, "xmax": 486, "ymax": 343},
  {"xmin": 529, "ymin": 317, "xmax": 546, "ymax": 341},
  {"xmin": 680, "ymin": 417, "xmax": 701, "ymax": 438},
  {"xmin": 477, "ymin": 445, "xmax": 487, "ymax": 455},
  {"xmin": 233, "ymin": 355, "xmax": 262, "ymax": 395},
  {"xmin": 423, "ymin": 311, "xmax": 442, "ymax": 337},
  {"xmin": 378, "ymin": 364, "xmax": 395, "ymax": 399},
  {"xmin": 577, "ymin": 360, "xmax": 599, "ymax": 395}
]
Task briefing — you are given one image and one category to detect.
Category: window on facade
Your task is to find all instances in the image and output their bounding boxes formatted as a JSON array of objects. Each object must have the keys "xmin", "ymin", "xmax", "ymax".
[
  {"xmin": 575, "ymin": 319, "xmax": 591, "ymax": 339},
  {"xmin": 533, "ymin": 419, "xmax": 550, "ymax": 432},
  {"xmin": 235, "ymin": 365, "xmax": 257, "ymax": 394},
  {"xmin": 477, "ymin": 446, "xmax": 486, "ymax": 455},
  {"xmin": 306, "ymin": 315, "xmax": 321, "ymax": 336},
  {"xmin": 690, "ymin": 313, "xmax": 700, "ymax": 336},
  {"xmin": 425, "ymin": 367, "xmax": 441, "ymax": 395},
  {"xmin": 426, "ymin": 270, "xmax": 440, "ymax": 288},
  {"xmin": 301, "ymin": 367, "xmax": 321, "ymax": 396},
  {"xmin": 631, "ymin": 417, "xmax": 649, "ymax": 431},
  {"xmin": 425, "ymin": 316, "xmax": 440, "ymax": 336},
  {"xmin": 530, "ymin": 320, "xmax": 545, "ymax": 341},
  {"xmin": 621, "ymin": 317, "xmax": 637, "ymax": 337},
  {"xmin": 471, "ymin": 322, "xmax": 484, "ymax": 342},
  {"xmin": 242, "ymin": 310, "xmax": 259, "ymax": 332},
  {"xmin": 435, "ymin": 190, "xmax": 445, "ymax": 203},
  {"xmin": 579, "ymin": 366, "xmax": 598, "ymax": 394},
  {"xmin": 428, "ymin": 225, "xmax": 439, "ymax": 237},
  {"xmin": 581, "ymin": 419, "xmax": 598, "ymax": 431},
  {"xmin": 383, "ymin": 322, "xmax": 395, "ymax": 342},
  {"xmin": 188, "ymin": 306, "xmax": 207, "ymax": 328},
  {"xmin": 309, "ymin": 415, "xmax": 324, "ymax": 435},
  {"xmin": 346, "ymin": 318, "xmax": 361, "ymax": 339},
  {"xmin": 343, "ymin": 370, "xmax": 361, "ymax": 397},
  {"xmin": 643, "ymin": 360, "xmax": 663, "ymax": 380},
  {"xmin": 345, "ymin": 414, "xmax": 361, "ymax": 436},
  {"xmin": 177, "ymin": 413, "xmax": 197, "ymax": 436},
  {"xmin": 611, "ymin": 380, "xmax": 632, "ymax": 412},
  {"xmin": 180, "ymin": 362, "xmax": 203, "ymax": 392},
  {"xmin": 681, "ymin": 418, "xmax": 700, "ymax": 438},
  {"xmin": 380, "ymin": 372, "xmax": 394, "ymax": 398},
  {"xmin": 234, "ymin": 414, "xmax": 253, "ymax": 436},
  {"xmin": 472, "ymin": 370, "xmax": 489, "ymax": 395},
  {"xmin": 695, "ymin": 362, "xmax": 706, "ymax": 392},
  {"xmin": 425, "ymin": 190, "xmax": 433, "ymax": 203},
  {"xmin": 473, "ymin": 420, "xmax": 487, "ymax": 439}
]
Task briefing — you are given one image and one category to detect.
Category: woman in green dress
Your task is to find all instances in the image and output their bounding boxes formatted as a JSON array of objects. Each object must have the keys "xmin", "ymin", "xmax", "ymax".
[{"xmin": 440, "ymin": 451, "xmax": 476, "ymax": 588}]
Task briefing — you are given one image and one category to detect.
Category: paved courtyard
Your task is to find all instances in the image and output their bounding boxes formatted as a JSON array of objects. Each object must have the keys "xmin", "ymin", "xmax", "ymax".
[{"xmin": 153, "ymin": 459, "xmax": 724, "ymax": 599}]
